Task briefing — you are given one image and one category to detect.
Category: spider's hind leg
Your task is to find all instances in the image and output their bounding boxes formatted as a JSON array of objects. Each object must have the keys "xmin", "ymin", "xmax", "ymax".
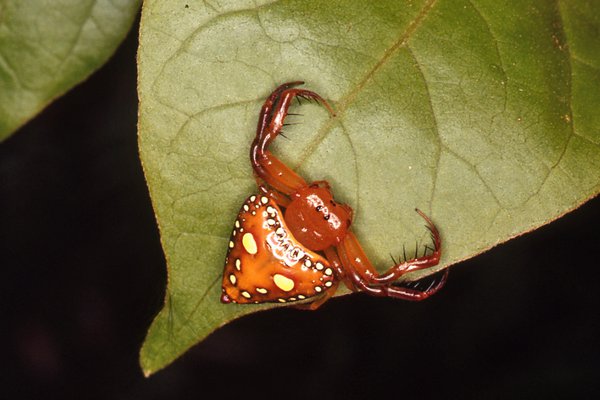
[
  {"xmin": 335, "ymin": 210, "xmax": 447, "ymax": 301},
  {"xmin": 386, "ymin": 268, "xmax": 449, "ymax": 301}
]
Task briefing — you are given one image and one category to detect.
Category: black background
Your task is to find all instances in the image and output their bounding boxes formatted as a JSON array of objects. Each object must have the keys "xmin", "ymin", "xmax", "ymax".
[{"xmin": 2, "ymin": 24, "xmax": 599, "ymax": 400}]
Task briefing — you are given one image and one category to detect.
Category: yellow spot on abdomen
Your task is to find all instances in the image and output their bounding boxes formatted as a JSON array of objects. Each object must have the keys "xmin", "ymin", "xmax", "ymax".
[
  {"xmin": 242, "ymin": 233, "xmax": 258, "ymax": 254},
  {"xmin": 273, "ymin": 273, "xmax": 295, "ymax": 292}
]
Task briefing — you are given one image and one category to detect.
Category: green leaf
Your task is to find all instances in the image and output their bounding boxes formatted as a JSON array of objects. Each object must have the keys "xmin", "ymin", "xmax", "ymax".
[
  {"xmin": 0, "ymin": 0, "xmax": 141, "ymax": 141},
  {"xmin": 138, "ymin": 0, "xmax": 600, "ymax": 375}
]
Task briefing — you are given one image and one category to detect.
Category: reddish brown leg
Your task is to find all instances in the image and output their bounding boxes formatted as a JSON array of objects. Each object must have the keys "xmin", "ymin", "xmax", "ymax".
[
  {"xmin": 250, "ymin": 82, "xmax": 335, "ymax": 195},
  {"xmin": 335, "ymin": 210, "xmax": 447, "ymax": 301},
  {"xmin": 323, "ymin": 246, "xmax": 355, "ymax": 291},
  {"xmin": 345, "ymin": 268, "xmax": 448, "ymax": 301},
  {"xmin": 257, "ymin": 184, "xmax": 291, "ymax": 208},
  {"xmin": 256, "ymin": 81, "xmax": 304, "ymax": 137},
  {"xmin": 339, "ymin": 209, "xmax": 441, "ymax": 285},
  {"xmin": 293, "ymin": 280, "xmax": 339, "ymax": 310},
  {"xmin": 292, "ymin": 247, "xmax": 347, "ymax": 310}
]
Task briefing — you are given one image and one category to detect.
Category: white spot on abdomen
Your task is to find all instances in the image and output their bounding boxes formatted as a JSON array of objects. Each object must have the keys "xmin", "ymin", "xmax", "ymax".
[
  {"xmin": 273, "ymin": 273, "xmax": 295, "ymax": 292},
  {"xmin": 242, "ymin": 233, "xmax": 258, "ymax": 254}
]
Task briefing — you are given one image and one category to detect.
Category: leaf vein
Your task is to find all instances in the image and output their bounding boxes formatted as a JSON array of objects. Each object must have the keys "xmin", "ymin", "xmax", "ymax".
[
  {"xmin": 523, "ymin": 0, "xmax": 576, "ymax": 205},
  {"xmin": 55, "ymin": 0, "xmax": 97, "ymax": 73},
  {"xmin": 467, "ymin": 0, "xmax": 509, "ymax": 127},
  {"xmin": 339, "ymin": 121, "xmax": 361, "ymax": 213},
  {"xmin": 294, "ymin": 0, "xmax": 439, "ymax": 167},
  {"xmin": 405, "ymin": 44, "xmax": 441, "ymax": 214}
]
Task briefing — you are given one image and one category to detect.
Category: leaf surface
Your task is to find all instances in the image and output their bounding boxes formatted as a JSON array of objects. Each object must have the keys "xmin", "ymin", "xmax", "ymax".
[
  {"xmin": 0, "ymin": 0, "xmax": 141, "ymax": 140},
  {"xmin": 138, "ymin": 0, "xmax": 600, "ymax": 375}
]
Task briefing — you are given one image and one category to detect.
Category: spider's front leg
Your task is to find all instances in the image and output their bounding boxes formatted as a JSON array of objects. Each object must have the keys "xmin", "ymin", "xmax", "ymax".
[
  {"xmin": 250, "ymin": 82, "xmax": 335, "ymax": 195},
  {"xmin": 336, "ymin": 209, "xmax": 448, "ymax": 301}
]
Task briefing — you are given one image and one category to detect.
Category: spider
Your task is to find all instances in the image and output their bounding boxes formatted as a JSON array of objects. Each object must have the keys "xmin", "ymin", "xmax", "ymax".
[{"xmin": 220, "ymin": 81, "xmax": 447, "ymax": 310}]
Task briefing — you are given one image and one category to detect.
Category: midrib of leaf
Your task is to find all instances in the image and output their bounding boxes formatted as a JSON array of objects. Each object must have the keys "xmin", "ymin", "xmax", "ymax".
[{"xmin": 294, "ymin": 0, "xmax": 438, "ymax": 168}]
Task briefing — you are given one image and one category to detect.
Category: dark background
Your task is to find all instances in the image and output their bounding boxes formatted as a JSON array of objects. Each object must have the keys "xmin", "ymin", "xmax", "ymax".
[{"xmin": 2, "ymin": 25, "xmax": 599, "ymax": 400}]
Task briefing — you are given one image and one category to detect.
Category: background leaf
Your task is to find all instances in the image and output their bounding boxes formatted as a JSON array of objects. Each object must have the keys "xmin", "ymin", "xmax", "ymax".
[
  {"xmin": 0, "ymin": 0, "xmax": 141, "ymax": 141},
  {"xmin": 138, "ymin": 0, "xmax": 600, "ymax": 375}
]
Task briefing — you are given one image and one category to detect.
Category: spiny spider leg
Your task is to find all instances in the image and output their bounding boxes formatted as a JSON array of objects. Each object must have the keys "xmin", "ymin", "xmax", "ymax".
[
  {"xmin": 385, "ymin": 269, "xmax": 448, "ymax": 300},
  {"xmin": 251, "ymin": 82, "xmax": 335, "ymax": 195},
  {"xmin": 336, "ymin": 247, "xmax": 448, "ymax": 301},
  {"xmin": 335, "ymin": 209, "xmax": 442, "ymax": 287},
  {"xmin": 256, "ymin": 81, "xmax": 303, "ymax": 138},
  {"xmin": 339, "ymin": 259, "xmax": 448, "ymax": 301}
]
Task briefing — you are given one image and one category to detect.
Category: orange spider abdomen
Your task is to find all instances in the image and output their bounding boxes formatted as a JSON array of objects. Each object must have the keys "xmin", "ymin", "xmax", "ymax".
[
  {"xmin": 221, "ymin": 194, "xmax": 335, "ymax": 305},
  {"xmin": 285, "ymin": 186, "xmax": 352, "ymax": 251}
]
